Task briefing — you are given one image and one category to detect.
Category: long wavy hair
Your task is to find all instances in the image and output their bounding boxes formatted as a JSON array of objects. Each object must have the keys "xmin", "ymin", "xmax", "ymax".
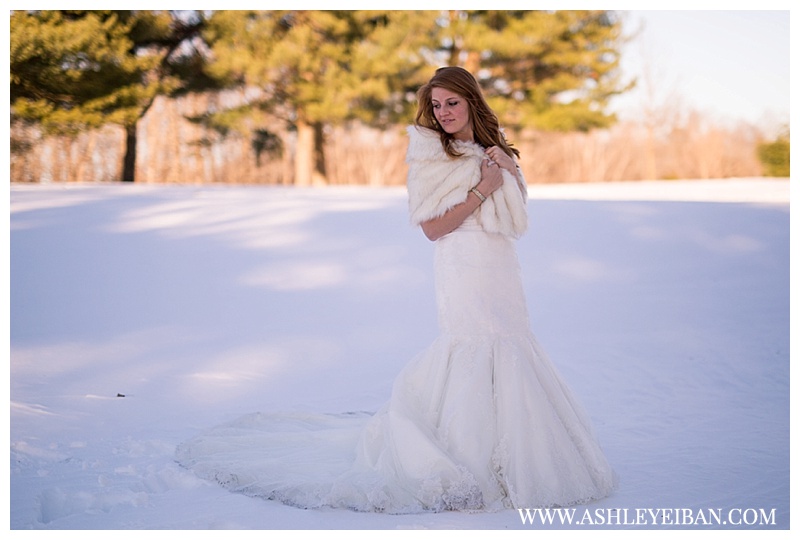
[{"xmin": 414, "ymin": 66, "xmax": 519, "ymax": 160}]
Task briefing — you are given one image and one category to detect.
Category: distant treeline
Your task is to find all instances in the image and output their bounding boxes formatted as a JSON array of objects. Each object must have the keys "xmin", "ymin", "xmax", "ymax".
[
  {"xmin": 10, "ymin": 90, "xmax": 776, "ymax": 184},
  {"xmin": 10, "ymin": 10, "xmax": 788, "ymax": 184}
]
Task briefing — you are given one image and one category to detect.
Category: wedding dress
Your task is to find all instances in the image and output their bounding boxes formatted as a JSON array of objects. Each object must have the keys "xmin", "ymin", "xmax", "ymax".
[{"xmin": 176, "ymin": 212, "xmax": 615, "ymax": 512}]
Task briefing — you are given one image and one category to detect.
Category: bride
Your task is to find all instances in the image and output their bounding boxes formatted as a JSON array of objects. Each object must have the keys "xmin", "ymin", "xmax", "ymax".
[{"xmin": 176, "ymin": 66, "xmax": 615, "ymax": 513}]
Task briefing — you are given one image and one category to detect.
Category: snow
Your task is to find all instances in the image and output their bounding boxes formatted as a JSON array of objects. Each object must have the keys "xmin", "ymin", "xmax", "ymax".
[{"xmin": 8, "ymin": 178, "xmax": 791, "ymax": 530}]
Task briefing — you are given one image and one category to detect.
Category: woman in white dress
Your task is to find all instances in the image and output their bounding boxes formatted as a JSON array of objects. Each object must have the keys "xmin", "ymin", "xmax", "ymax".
[{"xmin": 177, "ymin": 67, "xmax": 615, "ymax": 513}]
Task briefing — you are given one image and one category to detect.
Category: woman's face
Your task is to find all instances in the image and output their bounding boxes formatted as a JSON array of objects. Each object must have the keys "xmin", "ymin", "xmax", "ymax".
[{"xmin": 431, "ymin": 87, "xmax": 473, "ymax": 142}]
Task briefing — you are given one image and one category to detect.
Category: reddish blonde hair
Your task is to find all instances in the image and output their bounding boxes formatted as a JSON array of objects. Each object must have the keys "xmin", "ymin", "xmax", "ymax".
[{"xmin": 414, "ymin": 66, "xmax": 519, "ymax": 159}]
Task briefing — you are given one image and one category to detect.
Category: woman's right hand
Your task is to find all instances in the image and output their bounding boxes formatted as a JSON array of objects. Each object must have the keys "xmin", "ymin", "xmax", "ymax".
[{"xmin": 477, "ymin": 157, "xmax": 504, "ymax": 196}]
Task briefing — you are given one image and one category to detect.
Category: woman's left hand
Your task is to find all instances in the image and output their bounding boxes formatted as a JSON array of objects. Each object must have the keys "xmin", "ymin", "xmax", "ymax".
[{"xmin": 485, "ymin": 146, "xmax": 517, "ymax": 174}]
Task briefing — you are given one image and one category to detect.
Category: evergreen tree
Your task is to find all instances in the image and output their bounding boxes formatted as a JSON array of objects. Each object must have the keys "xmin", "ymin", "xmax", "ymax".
[
  {"xmin": 757, "ymin": 129, "xmax": 790, "ymax": 177},
  {"xmin": 436, "ymin": 10, "xmax": 630, "ymax": 131},
  {"xmin": 12, "ymin": 10, "xmax": 631, "ymax": 184},
  {"xmin": 203, "ymin": 10, "xmax": 434, "ymax": 186},
  {"xmin": 10, "ymin": 10, "xmax": 210, "ymax": 181},
  {"xmin": 202, "ymin": 10, "xmax": 629, "ymax": 185}
]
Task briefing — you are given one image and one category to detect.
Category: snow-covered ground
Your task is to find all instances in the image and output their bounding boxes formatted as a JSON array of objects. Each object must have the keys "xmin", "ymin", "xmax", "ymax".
[{"xmin": 9, "ymin": 178, "xmax": 790, "ymax": 530}]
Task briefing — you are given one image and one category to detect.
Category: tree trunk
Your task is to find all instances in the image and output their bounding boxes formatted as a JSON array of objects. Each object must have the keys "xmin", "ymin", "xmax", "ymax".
[
  {"xmin": 313, "ymin": 122, "xmax": 327, "ymax": 184},
  {"xmin": 122, "ymin": 123, "xmax": 137, "ymax": 182},
  {"xmin": 294, "ymin": 119, "xmax": 327, "ymax": 186},
  {"xmin": 295, "ymin": 120, "xmax": 313, "ymax": 186},
  {"xmin": 463, "ymin": 51, "xmax": 481, "ymax": 74}
]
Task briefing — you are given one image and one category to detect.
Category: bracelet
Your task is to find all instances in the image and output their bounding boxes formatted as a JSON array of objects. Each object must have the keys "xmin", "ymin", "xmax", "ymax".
[{"xmin": 470, "ymin": 187, "xmax": 487, "ymax": 203}]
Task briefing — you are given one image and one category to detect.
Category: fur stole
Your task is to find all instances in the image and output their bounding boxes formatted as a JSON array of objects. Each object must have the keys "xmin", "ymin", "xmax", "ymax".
[{"xmin": 405, "ymin": 126, "xmax": 528, "ymax": 238}]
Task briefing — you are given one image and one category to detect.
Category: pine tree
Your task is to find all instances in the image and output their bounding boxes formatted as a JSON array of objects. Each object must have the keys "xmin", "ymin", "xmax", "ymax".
[
  {"xmin": 10, "ymin": 10, "xmax": 210, "ymax": 181},
  {"xmin": 12, "ymin": 10, "xmax": 631, "ymax": 184},
  {"xmin": 436, "ymin": 10, "xmax": 631, "ymax": 131},
  {"xmin": 757, "ymin": 129, "xmax": 790, "ymax": 177},
  {"xmin": 202, "ymin": 10, "xmax": 629, "ymax": 185},
  {"xmin": 203, "ymin": 10, "xmax": 434, "ymax": 186}
]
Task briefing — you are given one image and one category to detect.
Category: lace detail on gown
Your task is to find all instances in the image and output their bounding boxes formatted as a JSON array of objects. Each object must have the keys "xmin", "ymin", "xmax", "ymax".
[{"xmin": 176, "ymin": 216, "xmax": 616, "ymax": 513}]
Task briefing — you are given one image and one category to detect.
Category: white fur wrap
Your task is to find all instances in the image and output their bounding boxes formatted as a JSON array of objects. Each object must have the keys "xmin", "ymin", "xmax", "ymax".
[{"xmin": 405, "ymin": 126, "xmax": 528, "ymax": 238}]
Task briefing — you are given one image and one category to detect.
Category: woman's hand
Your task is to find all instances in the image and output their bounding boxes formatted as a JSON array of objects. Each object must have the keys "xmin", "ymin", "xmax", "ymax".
[
  {"xmin": 420, "ymin": 153, "xmax": 511, "ymax": 242},
  {"xmin": 420, "ymin": 158, "xmax": 501, "ymax": 242},
  {"xmin": 476, "ymin": 157, "xmax": 504, "ymax": 196},
  {"xmin": 485, "ymin": 146, "xmax": 517, "ymax": 175}
]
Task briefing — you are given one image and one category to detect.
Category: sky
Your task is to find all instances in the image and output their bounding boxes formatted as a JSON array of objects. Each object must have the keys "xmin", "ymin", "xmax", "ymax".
[{"xmin": 611, "ymin": 9, "xmax": 791, "ymax": 132}]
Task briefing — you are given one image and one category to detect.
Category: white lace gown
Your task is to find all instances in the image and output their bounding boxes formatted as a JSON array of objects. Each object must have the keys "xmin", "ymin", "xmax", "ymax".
[{"xmin": 176, "ymin": 215, "xmax": 615, "ymax": 513}]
